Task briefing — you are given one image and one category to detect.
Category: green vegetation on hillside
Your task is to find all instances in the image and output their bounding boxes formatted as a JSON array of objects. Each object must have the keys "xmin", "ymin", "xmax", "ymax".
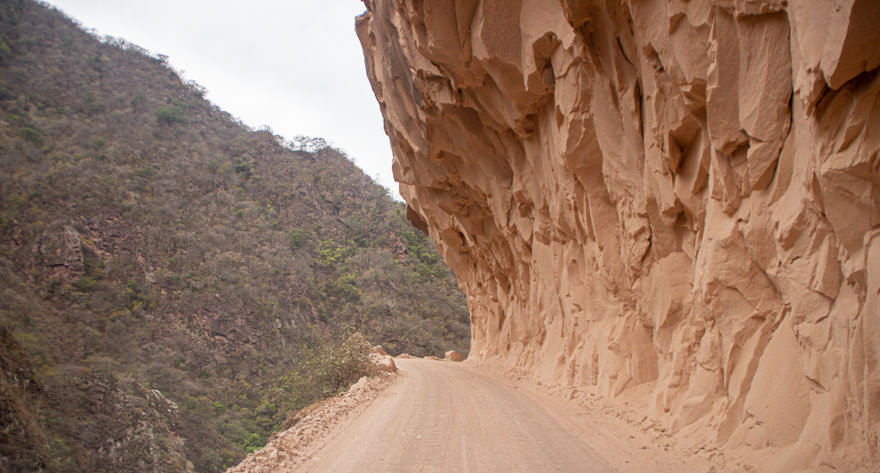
[{"xmin": 0, "ymin": 1, "xmax": 469, "ymax": 471}]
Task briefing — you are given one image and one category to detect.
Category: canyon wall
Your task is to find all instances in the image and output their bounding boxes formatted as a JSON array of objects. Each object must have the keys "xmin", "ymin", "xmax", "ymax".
[{"xmin": 357, "ymin": 0, "xmax": 879, "ymax": 470}]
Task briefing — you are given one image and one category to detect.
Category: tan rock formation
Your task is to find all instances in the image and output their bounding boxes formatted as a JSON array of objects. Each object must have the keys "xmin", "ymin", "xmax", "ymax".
[
  {"xmin": 371, "ymin": 352, "xmax": 398, "ymax": 372},
  {"xmin": 357, "ymin": 0, "xmax": 880, "ymax": 470},
  {"xmin": 445, "ymin": 350, "xmax": 464, "ymax": 361}
]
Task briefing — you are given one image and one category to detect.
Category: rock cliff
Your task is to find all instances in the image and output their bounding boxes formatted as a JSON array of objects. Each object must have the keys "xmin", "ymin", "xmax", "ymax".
[{"xmin": 357, "ymin": 0, "xmax": 879, "ymax": 470}]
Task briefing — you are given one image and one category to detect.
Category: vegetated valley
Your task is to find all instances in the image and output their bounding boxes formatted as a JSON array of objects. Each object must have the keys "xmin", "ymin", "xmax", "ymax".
[{"xmin": 0, "ymin": 1, "xmax": 469, "ymax": 472}]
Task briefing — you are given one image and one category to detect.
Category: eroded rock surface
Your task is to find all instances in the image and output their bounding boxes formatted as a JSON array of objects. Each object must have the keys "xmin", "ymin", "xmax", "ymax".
[{"xmin": 357, "ymin": 0, "xmax": 879, "ymax": 470}]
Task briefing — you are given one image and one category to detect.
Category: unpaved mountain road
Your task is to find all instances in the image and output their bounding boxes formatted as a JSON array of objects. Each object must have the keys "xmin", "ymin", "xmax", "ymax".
[{"xmin": 300, "ymin": 358, "xmax": 719, "ymax": 473}]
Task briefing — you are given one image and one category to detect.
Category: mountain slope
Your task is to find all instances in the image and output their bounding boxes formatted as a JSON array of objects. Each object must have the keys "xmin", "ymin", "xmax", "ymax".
[{"xmin": 0, "ymin": 1, "xmax": 468, "ymax": 471}]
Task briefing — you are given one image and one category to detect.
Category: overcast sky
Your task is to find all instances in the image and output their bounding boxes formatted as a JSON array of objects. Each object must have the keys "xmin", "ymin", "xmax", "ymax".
[{"xmin": 46, "ymin": 0, "xmax": 401, "ymax": 198}]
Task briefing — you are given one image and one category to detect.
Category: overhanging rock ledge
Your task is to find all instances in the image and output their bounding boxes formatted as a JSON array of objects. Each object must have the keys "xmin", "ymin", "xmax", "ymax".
[{"xmin": 357, "ymin": 1, "xmax": 880, "ymax": 470}]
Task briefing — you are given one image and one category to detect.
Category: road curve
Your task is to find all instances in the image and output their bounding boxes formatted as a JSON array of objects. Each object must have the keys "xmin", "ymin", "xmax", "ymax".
[{"xmin": 301, "ymin": 358, "xmax": 616, "ymax": 473}]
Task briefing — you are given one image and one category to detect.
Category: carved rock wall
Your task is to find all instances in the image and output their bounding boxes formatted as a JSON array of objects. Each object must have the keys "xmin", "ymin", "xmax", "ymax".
[{"xmin": 357, "ymin": 0, "xmax": 880, "ymax": 469}]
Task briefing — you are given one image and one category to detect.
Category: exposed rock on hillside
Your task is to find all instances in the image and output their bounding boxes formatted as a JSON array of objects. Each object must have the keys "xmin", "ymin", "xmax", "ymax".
[{"xmin": 357, "ymin": 0, "xmax": 879, "ymax": 470}]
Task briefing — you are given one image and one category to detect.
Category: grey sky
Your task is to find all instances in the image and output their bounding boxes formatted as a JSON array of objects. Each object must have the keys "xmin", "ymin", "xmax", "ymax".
[{"xmin": 46, "ymin": 0, "xmax": 400, "ymax": 198}]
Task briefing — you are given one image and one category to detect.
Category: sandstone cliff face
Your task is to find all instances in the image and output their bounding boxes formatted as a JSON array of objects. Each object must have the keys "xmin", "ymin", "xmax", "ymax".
[{"xmin": 357, "ymin": 0, "xmax": 879, "ymax": 469}]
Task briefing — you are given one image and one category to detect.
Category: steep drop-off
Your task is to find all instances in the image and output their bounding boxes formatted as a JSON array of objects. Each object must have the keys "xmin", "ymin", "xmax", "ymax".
[{"xmin": 357, "ymin": 0, "xmax": 879, "ymax": 470}]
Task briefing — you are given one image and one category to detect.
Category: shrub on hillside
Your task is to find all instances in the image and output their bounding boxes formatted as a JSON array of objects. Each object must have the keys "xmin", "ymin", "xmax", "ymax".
[
  {"xmin": 285, "ymin": 333, "xmax": 377, "ymax": 403},
  {"xmin": 155, "ymin": 102, "xmax": 186, "ymax": 126}
]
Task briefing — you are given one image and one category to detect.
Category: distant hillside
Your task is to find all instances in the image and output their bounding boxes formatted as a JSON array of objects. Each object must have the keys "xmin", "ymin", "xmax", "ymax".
[{"xmin": 0, "ymin": 1, "xmax": 468, "ymax": 471}]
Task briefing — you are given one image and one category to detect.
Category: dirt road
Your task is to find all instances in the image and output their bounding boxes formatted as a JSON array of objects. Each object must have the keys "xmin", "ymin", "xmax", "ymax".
[
  {"xmin": 231, "ymin": 357, "xmax": 730, "ymax": 473},
  {"xmin": 301, "ymin": 358, "xmax": 619, "ymax": 472}
]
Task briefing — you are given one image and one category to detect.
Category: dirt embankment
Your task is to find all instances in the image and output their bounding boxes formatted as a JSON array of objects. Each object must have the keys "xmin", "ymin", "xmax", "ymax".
[{"xmin": 226, "ymin": 347, "xmax": 398, "ymax": 473}]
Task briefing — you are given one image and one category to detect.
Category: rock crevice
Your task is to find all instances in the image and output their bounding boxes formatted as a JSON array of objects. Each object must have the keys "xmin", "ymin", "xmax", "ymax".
[{"xmin": 358, "ymin": 1, "xmax": 879, "ymax": 469}]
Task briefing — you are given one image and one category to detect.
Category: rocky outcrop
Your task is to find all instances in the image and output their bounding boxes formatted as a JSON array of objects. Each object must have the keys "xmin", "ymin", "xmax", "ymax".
[
  {"xmin": 445, "ymin": 350, "xmax": 463, "ymax": 362},
  {"xmin": 38, "ymin": 222, "xmax": 84, "ymax": 271},
  {"xmin": 372, "ymin": 352, "xmax": 398, "ymax": 373},
  {"xmin": 357, "ymin": 0, "xmax": 879, "ymax": 470}
]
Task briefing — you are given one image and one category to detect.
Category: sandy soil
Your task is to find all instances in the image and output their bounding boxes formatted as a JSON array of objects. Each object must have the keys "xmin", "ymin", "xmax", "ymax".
[{"xmin": 294, "ymin": 358, "xmax": 726, "ymax": 473}]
